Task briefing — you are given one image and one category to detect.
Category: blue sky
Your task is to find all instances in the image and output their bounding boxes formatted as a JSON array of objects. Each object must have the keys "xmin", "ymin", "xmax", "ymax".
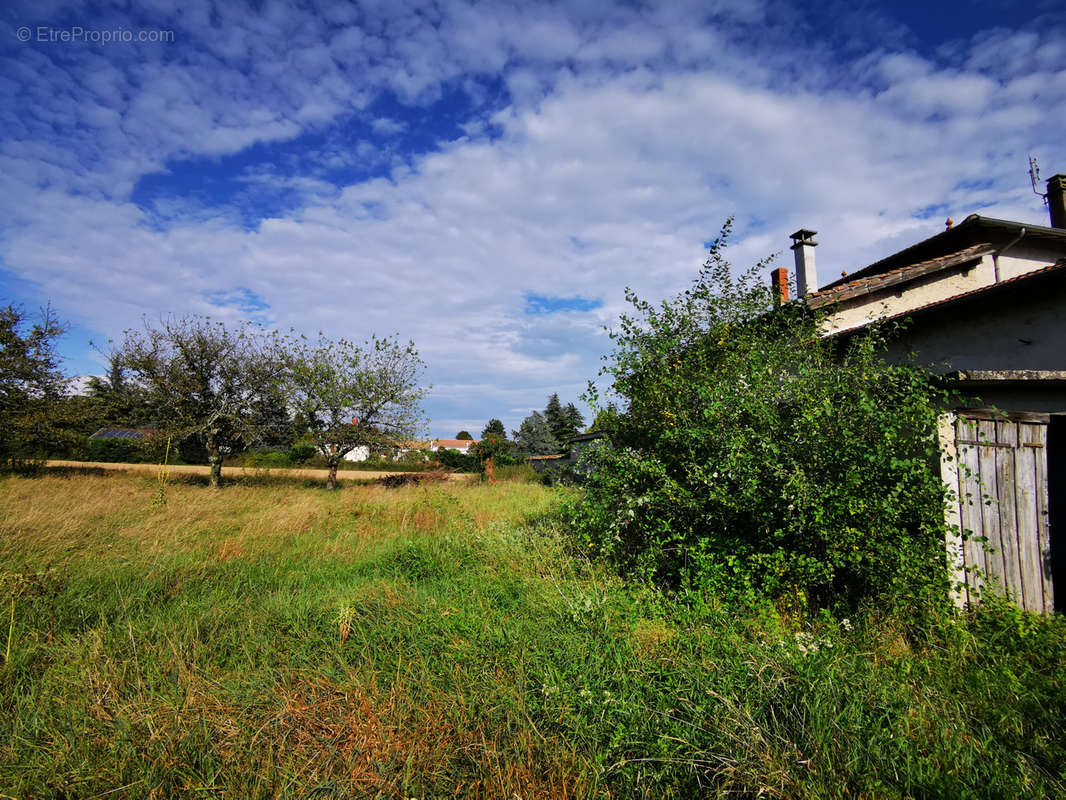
[{"xmin": 2, "ymin": 0, "xmax": 1065, "ymax": 438}]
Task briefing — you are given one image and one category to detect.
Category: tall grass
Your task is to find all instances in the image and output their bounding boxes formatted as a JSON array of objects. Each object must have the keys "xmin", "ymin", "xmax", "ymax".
[{"xmin": 1, "ymin": 473, "xmax": 1063, "ymax": 798}]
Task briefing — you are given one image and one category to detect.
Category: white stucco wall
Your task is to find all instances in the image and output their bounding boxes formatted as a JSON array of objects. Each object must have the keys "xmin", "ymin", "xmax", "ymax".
[
  {"xmin": 342, "ymin": 446, "xmax": 370, "ymax": 462},
  {"xmin": 819, "ymin": 255, "xmax": 997, "ymax": 336}
]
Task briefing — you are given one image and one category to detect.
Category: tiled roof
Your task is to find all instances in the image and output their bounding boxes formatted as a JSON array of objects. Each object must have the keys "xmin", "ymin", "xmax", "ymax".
[
  {"xmin": 832, "ymin": 259, "xmax": 1066, "ymax": 333},
  {"xmin": 820, "ymin": 214, "xmax": 1066, "ymax": 291},
  {"xmin": 808, "ymin": 244, "xmax": 994, "ymax": 310},
  {"xmin": 88, "ymin": 428, "xmax": 155, "ymax": 440},
  {"xmin": 434, "ymin": 439, "xmax": 478, "ymax": 448}
]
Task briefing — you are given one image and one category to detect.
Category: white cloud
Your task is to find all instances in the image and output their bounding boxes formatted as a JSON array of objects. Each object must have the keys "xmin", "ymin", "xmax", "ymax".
[
  {"xmin": 1, "ymin": 1, "xmax": 1065, "ymax": 435},
  {"xmin": 370, "ymin": 117, "xmax": 406, "ymax": 136}
]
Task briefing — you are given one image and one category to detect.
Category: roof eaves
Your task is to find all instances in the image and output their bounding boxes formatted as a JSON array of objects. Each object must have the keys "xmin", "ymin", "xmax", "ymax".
[
  {"xmin": 809, "ymin": 244, "xmax": 994, "ymax": 310},
  {"xmin": 831, "ymin": 259, "xmax": 1066, "ymax": 334},
  {"xmin": 820, "ymin": 215, "xmax": 1066, "ymax": 291}
]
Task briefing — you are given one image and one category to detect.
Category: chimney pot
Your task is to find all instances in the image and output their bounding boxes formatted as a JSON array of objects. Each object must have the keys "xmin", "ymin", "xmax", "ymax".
[
  {"xmin": 789, "ymin": 228, "xmax": 819, "ymax": 296},
  {"xmin": 771, "ymin": 267, "xmax": 789, "ymax": 306},
  {"xmin": 1047, "ymin": 174, "xmax": 1066, "ymax": 229}
]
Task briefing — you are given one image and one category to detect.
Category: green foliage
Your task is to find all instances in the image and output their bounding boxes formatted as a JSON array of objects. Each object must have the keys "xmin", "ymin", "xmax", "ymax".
[
  {"xmin": 571, "ymin": 219, "xmax": 955, "ymax": 609},
  {"xmin": 84, "ymin": 353, "xmax": 153, "ymax": 429},
  {"xmin": 545, "ymin": 393, "xmax": 584, "ymax": 444},
  {"xmin": 116, "ymin": 316, "xmax": 289, "ymax": 487},
  {"xmin": 435, "ymin": 446, "xmax": 478, "ymax": 472},
  {"xmin": 563, "ymin": 402, "xmax": 585, "ymax": 437},
  {"xmin": 471, "ymin": 434, "xmax": 518, "ymax": 464},
  {"xmin": 240, "ymin": 448, "xmax": 293, "ymax": 468},
  {"xmin": 491, "ymin": 463, "xmax": 540, "ymax": 483},
  {"xmin": 285, "ymin": 333, "xmax": 427, "ymax": 489},
  {"xmin": 0, "ymin": 305, "xmax": 72, "ymax": 470},
  {"xmin": 513, "ymin": 410, "xmax": 559, "ymax": 456},
  {"xmin": 455, "ymin": 430, "xmax": 473, "ymax": 440},
  {"xmin": 287, "ymin": 439, "xmax": 317, "ymax": 465},
  {"xmin": 85, "ymin": 436, "xmax": 155, "ymax": 464},
  {"xmin": 2, "ymin": 476, "xmax": 1062, "ymax": 798},
  {"xmin": 544, "ymin": 393, "xmax": 567, "ymax": 443},
  {"xmin": 480, "ymin": 418, "xmax": 507, "ymax": 440}
]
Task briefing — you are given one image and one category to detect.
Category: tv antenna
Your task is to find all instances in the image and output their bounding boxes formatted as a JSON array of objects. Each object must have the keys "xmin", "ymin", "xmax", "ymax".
[{"xmin": 1029, "ymin": 155, "xmax": 1048, "ymax": 206}]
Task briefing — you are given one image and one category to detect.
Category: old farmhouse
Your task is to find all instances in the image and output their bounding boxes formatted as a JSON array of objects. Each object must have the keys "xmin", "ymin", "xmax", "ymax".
[{"xmin": 778, "ymin": 173, "xmax": 1066, "ymax": 613}]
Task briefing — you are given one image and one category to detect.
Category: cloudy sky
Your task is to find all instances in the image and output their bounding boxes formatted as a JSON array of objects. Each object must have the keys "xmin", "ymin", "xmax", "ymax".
[{"xmin": 2, "ymin": 0, "xmax": 1064, "ymax": 437}]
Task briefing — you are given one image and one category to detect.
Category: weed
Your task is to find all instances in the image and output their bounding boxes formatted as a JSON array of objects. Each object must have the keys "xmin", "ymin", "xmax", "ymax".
[{"xmin": 0, "ymin": 473, "xmax": 1062, "ymax": 798}]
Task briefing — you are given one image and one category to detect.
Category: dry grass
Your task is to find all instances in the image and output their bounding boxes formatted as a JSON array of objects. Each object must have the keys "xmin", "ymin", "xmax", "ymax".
[
  {"xmin": 3, "ymin": 472, "xmax": 1064, "ymax": 799},
  {"xmin": 0, "ymin": 473, "xmax": 550, "ymax": 571},
  {"xmin": 0, "ymin": 471, "xmax": 580, "ymax": 797}
]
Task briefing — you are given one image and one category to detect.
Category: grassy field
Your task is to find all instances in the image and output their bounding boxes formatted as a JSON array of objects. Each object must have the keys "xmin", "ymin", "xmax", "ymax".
[{"xmin": 1, "ymin": 472, "xmax": 1064, "ymax": 798}]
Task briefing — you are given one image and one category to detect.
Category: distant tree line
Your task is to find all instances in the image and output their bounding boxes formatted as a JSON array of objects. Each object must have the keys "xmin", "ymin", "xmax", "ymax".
[
  {"xmin": 512, "ymin": 393, "xmax": 585, "ymax": 455},
  {"xmin": 429, "ymin": 396, "xmax": 587, "ymax": 474},
  {"xmin": 0, "ymin": 306, "xmax": 425, "ymax": 489}
]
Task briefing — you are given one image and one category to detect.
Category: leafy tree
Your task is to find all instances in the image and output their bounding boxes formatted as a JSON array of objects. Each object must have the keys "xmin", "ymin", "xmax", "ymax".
[
  {"xmin": 249, "ymin": 388, "xmax": 295, "ymax": 450},
  {"xmin": 455, "ymin": 430, "xmax": 473, "ymax": 440},
  {"xmin": 543, "ymin": 393, "xmax": 584, "ymax": 443},
  {"xmin": 573, "ymin": 220, "xmax": 953, "ymax": 610},
  {"xmin": 513, "ymin": 410, "xmax": 559, "ymax": 456},
  {"xmin": 473, "ymin": 432, "xmax": 517, "ymax": 466},
  {"xmin": 84, "ymin": 353, "xmax": 153, "ymax": 429},
  {"xmin": 286, "ymin": 334, "xmax": 426, "ymax": 490},
  {"xmin": 589, "ymin": 403, "xmax": 619, "ymax": 433},
  {"xmin": 117, "ymin": 316, "xmax": 287, "ymax": 488},
  {"xmin": 436, "ymin": 446, "xmax": 478, "ymax": 472},
  {"xmin": 85, "ymin": 355, "xmax": 125, "ymax": 398},
  {"xmin": 480, "ymin": 418, "xmax": 507, "ymax": 440},
  {"xmin": 544, "ymin": 393, "xmax": 567, "ymax": 443},
  {"xmin": 562, "ymin": 402, "xmax": 585, "ymax": 438},
  {"xmin": 0, "ymin": 305, "xmax": 70, "ymax": 469}
]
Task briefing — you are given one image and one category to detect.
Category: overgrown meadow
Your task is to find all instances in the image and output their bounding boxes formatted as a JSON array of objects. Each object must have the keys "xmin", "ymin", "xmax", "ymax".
[{"xmin": 1, "ymin": 472, "xmax": 1064, "ymax": 798}]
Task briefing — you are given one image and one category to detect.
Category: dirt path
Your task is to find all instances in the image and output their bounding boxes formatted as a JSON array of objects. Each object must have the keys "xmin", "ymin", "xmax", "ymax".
[{"xmin": 43, "ymin": 460, "xmax": 476, "ymax": 482}]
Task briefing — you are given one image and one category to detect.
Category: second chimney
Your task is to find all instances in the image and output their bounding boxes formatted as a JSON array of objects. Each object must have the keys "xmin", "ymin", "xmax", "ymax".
[
  {"xmin": 1047, "ymin": 174, "xmax": 1066, "ymax": 229},
  {"xmin": 771, "ymin": 267, "xmax": 789, "ymax": 306},
  {"xmin": 790, "ymin": 228, "xmax": 819, "ymax": 296}
]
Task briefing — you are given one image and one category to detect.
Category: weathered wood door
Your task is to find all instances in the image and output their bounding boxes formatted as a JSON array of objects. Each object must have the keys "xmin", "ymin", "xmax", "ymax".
[{"xmin": 940, "ymin": 409, "xmax": 1055, "ymax": 613}]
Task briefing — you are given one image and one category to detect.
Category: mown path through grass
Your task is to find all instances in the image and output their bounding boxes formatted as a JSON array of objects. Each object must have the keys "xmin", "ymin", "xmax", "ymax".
[
  {"xmin": 40, "ymin": 459, "xmax": 477, "ymax": 482},
  {"xmin": 1, "ymin": 473, "xmax": 1064, "ymax": 799}
]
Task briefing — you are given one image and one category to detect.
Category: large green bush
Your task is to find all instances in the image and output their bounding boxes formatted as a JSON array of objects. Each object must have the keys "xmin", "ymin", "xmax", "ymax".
[
  {"xmin": 85, "ymin": 436, "xmax": 152, "ymax": 464},
  {"xmin": 572, "ymin": 221, "xmax": 955, "ymax": 610}
]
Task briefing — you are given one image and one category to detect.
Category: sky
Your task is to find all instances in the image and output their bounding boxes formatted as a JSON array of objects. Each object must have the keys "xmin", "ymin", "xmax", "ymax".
[{"xmin": 1, "ymin": 0, "xmax": 1065, "ymax": 439}]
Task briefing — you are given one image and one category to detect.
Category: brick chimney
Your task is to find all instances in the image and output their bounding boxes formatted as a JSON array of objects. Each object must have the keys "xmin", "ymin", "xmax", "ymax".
[
  {"xmin": 771, "ymin": 266, "xmax": 789, "ymax": 306},
  {"xmin": 790, "ymin": 229, "xmax": 819, "ymax": 295},
  {"xmin": 1047, "ymin": 174, "xmax": 1066, "ymax": 229}
]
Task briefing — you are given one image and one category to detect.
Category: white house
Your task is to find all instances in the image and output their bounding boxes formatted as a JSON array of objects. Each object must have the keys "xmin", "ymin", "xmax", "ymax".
[
  {"xmin": 341, "ymin": 445, "xmax": 370, "ymax": 462},
  {"xmin": 431, "ymin": 438, "xmax": 479, "ymax": 455}
]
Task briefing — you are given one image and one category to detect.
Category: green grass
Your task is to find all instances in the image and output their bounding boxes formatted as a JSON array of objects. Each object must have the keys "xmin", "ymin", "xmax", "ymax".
[{"xmin": 1, "ymin": 473, "xmax": 1064, "ymax": 798}]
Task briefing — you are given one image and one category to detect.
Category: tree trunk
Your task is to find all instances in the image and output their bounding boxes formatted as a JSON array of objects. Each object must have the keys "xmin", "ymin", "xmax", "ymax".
[
  {"xmin": 327, "ymin": 457, "xmax": 339, "ymax": 490},
  {"xmin": 206, "ymin": 433, "xmax": 222, "ymax": 489}
]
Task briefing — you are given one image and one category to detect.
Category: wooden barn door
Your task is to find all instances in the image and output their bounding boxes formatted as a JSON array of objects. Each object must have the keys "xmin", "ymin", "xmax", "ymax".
[{"xmin": 940, "ymin": 410, "xmax": 1055, "ymax": 613}]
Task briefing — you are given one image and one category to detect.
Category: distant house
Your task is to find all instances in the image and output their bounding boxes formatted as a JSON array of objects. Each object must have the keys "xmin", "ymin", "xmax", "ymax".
[
  {"xmin": 527, "ymin": 432, "xmax": 605, "ymax": 474},
  {"xmin": 341, "ymin": 446, "xmax": 371, "ymax": 462},
  {"xmin": 776, "ymin": 172, "xmax": 1066, "ymax": 613},
  {"xmin": 391, "ymin": 438, "xmax": 480, "ymax": 460},
  {"xmin": 433, "ymin": 438, "xmax": 479, "ymax": 455},
  {"xmin": 88, "ymin": 428, "xmax": 155, "ymax": 440}
]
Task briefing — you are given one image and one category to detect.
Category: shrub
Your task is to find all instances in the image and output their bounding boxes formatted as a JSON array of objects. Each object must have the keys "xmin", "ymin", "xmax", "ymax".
[
  {"xmin": 493, "ymin": 464, "xmax": 540, "ymax": 483},
  {"xmin": 241, "ymin": 449, "xmax": 292, "ymax": 468},
  {"xmin": 570, "ymin": 220, "xmax": 956, "ymax": 611},
  {"xmin": 86, "ymin": 437, "xmax": 152, "ymax": 463},
  {"xmin": 287, "ymin": 442, "xmax": 317, "ymax": 465},
  {"xmin": 435, "ymin": 447, "xmax": 478, "ymax": 472}
]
